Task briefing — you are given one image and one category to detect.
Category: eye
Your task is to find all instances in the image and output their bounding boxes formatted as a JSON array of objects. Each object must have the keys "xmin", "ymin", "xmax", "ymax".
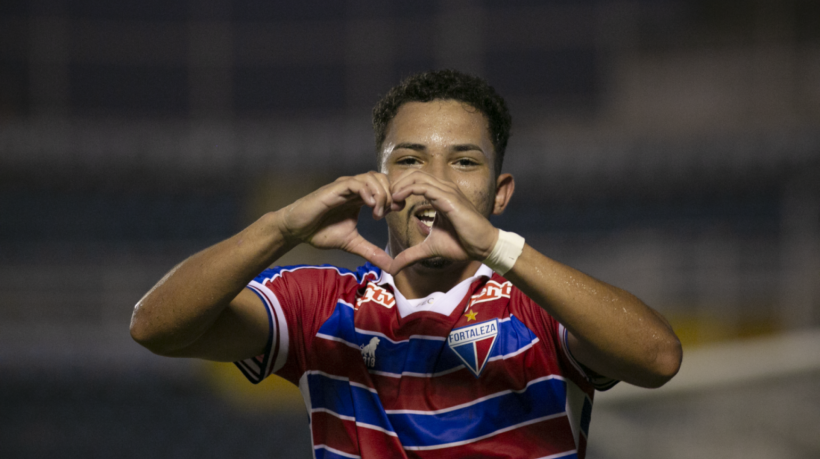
[
  {"xmin": 396, "ymin": 156, "xmax": 421, "ymax": 166},
  {"xmin": 454, "ymin": 158, "xmax": 479, "ymax": 167}
]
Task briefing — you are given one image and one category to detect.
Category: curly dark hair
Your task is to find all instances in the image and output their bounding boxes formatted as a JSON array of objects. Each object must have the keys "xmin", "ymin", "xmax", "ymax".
[{"xmin": 372, "ymin": 69, "xmax": 511, "ymax": 173}]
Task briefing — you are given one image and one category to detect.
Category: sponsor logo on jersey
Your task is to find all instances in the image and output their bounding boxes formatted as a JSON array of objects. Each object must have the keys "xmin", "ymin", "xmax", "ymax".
[
  {"xmin": 360, "ymin": 337, "xmax": 380, "ymax": 368},
  {"xmin": 357, "ymin": 283, "xmax": 396, "ymax": 309},
  {"xmin": 448, "ymin": 319, "xmax": 499, "ymax": 377},
  {"xmin": 467, "ymin": 280, "xmax": 512, "ymax": 310}
]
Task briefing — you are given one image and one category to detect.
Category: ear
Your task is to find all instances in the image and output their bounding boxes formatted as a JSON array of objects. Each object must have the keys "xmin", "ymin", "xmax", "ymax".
[{"xmin": 492, "ymin": 173, "xmax": 515, "ymax": 216}]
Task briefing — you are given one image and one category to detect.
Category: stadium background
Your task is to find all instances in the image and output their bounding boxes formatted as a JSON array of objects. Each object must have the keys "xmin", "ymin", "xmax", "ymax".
[{"xmin": 1, "ymin": 0, "xmax": 819, "ymax": 457}]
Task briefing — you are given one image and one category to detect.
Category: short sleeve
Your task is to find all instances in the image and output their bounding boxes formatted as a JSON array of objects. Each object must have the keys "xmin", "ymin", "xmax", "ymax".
[
  {"xmin": 234, "ymin": 270, "xmax": 290, "ymax": 384},
  {"xmin": 233, "ymin": 264, "xmax": 360, "ymax": 386},
  {"xmin": 557, "ymin": 323, "xmax": 619, "ymax": 391}
]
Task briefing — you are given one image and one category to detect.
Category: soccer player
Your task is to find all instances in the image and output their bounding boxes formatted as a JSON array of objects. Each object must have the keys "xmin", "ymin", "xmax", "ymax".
[{"xmin": 131, "ymin": 70, "xmax": 682, "ymax": 458}]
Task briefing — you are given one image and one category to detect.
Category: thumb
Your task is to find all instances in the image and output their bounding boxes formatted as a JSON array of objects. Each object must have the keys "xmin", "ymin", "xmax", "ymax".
[{"xmin": 388, "ymin": 243, "xmax": 434, "ymax": 275}]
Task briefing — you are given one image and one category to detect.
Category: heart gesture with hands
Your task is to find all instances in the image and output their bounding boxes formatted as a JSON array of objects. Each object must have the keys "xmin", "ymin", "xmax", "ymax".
[
  {"xmin": 276, "ymin": 171, "xmax": 398, "ymax": 272},
  {"xmin": 276, "ymin": 169, "xmax": 510, "ymax": 276},
  {"xmin": 386, "ymin": 170, "xmax": 502, "ymax": 274}
]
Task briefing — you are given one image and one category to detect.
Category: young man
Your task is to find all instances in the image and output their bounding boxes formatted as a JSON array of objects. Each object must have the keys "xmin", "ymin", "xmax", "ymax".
[{"xmin": 131, "ymin": 70, "xmax": 682, "ymax": 458}]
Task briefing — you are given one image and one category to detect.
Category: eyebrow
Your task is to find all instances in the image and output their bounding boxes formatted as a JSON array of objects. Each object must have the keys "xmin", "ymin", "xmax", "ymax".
[
  {"xmin": 393, "ymin": 142, "xmax": 426, "ymax": 151},
  {"xmin": 392, "ymin": 142, "xmax": 484, "ymax": 153},
  {"xmin": 452, "ymin": 144, "xmax": 484, "ymax": 153}
]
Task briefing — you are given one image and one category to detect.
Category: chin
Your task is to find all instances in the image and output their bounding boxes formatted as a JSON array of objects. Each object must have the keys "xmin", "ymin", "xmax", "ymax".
[{"xmin": 420, "ymin": 257, "xmax": 450, "ymax": 269}]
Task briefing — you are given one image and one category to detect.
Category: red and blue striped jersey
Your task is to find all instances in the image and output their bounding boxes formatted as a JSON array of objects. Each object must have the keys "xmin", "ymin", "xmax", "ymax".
[{"xmin": 236, "ymin": 263, "xmax": 616, "ymax": 459}]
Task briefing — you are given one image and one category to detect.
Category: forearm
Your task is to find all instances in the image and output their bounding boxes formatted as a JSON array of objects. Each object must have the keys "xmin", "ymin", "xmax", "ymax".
[
  {"xmin": 503, "ymin": 244, "xmax": 682, "ymax": 387},
  {"xmin": 130, "ymin": 211, "xmax": 295, "ymax": 354}
]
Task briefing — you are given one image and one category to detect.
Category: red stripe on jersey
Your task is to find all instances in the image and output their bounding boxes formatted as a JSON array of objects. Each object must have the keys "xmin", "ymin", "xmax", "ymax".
[
  {"xmin": 354, "ymin": 310, "xmax": 460, "ymax": 341},
  {"xmin": 310, "ymin": 411, "xmax": 360, "ymax": 457},
  {"xmin": 355, "ymin": 424, "xmax": 408, "ymax": 459},
  {"xmin": 368, "ymin": 346, "xmax": 561, "ymax": 411},
  {"xmin": 309, "ymin": 337, "xmax": 375, "ymax": 384},
  {"xmin": 475, "ymin": 336, "xmax": 493, "ymax": 370},
  {"xmin": 405, "ymin": 415, "xmax": 576, "ymax": 459}
]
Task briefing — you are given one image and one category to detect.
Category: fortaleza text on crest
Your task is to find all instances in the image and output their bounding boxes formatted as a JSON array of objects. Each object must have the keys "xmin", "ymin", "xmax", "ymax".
[{"xmin": 447, "ymin": 319, "xmax": 499, "ymax": 377}]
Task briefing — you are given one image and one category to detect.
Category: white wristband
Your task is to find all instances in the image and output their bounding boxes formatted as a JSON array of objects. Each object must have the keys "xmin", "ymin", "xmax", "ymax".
[{"xmin": 482, "ymin": 230, "xmax": 525, "ymax": 276}]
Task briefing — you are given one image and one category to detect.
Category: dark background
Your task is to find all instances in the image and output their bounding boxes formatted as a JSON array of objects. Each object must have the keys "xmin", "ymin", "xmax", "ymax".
[{"xmin": 1, "ymin": 1, "xmax": 819, "ymax": 458}]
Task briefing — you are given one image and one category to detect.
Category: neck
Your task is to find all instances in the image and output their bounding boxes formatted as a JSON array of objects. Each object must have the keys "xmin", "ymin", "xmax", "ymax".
[{"xmin": 392, "ymin": 259, "xmax": 483, "ymax": 299}]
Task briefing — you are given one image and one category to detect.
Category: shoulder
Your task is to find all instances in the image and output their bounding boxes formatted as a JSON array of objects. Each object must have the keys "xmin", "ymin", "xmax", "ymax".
[{"xmin": 252, "ymin": 263, "xmax": 381, "ymax": 292}]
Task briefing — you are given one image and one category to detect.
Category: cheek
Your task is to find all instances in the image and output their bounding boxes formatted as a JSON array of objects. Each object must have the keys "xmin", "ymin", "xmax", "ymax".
[
  {"xmin": 456, "ymin": 179, "xmax": 494, "ymax": 214},
  {"xmin": 385, "ymin": 212, "xmax": 403, "ymax": 230}
]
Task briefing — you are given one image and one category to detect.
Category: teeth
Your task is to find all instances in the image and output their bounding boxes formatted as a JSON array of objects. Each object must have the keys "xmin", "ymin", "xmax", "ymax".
[{"xmin": 418, "ymin": 210, "xmax": 436, "ymax": 228}]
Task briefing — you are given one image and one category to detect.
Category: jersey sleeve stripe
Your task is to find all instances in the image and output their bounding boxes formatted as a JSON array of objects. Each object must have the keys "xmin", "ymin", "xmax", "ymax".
[
  {"xmin": 257, "ymin": 282, "xmax": 289, "ymax": 374},
  {"xmin": 558, "ymin": 324, "xmax": 618, "ymax": 391},
  {"xmin": 558, "ymin": 324, "xmax": 587, "ymax": 378},
  {"xmin": 232, "ymin": 286, "xmax": 274, "ymax": 384},
  {"xmin": 233, "ymin": 282, "xmax": 289, "ymax": 384}
]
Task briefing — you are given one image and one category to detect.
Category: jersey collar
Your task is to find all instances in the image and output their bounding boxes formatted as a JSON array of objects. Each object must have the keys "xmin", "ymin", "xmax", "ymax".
[{"xmin": 376, "ymin": 264, "xmax": 494, "ymax": 319}]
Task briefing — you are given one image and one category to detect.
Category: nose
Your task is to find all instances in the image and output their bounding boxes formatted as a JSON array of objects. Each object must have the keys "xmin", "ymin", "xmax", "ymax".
[{"xmin": 426, "ymin": 156, "xmax": 452, "ymax": 183}]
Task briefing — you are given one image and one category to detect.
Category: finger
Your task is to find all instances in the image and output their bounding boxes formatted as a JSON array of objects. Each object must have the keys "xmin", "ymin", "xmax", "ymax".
[
  {"xmin": 388, "ymin": 243, "xmax": 435, "ymax": 275},
  {"xmin": 371, "ymin": 172, "xmax": 394, "ymax": 215},
  {"xmin": 390, "ymin": 170, "xmax": 460, "ymax": 192},
  {"xmin": 345, "ymin": 235, "xmax": 394, "ymax": 272},
  {"xmin": 325, "ymin": 176, "xmax": 372, "ymax": 208},
  {"xmin": 362, "ymin": 172, "xmax": 391, "ymax": 219},
  {"xmin": 388, "ymin": 170, "xmax": 442, "ymax": 193},
  {"xmin": 347, "ymin": 177, "xmax": 376, "ymax": 208},
  {"xmin": 390, "ymin": 172, "xmax": 455, "ymax": 201},
  {"xmin": 391, "ymin": 183, "xmax": 456, "ymax": 214}
]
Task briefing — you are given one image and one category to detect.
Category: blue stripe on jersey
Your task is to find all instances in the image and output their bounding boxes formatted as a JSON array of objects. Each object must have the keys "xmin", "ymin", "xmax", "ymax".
[
  {"xmin": 308, "ymin": 373, "xmax": 396, "ymax": 434},
  {"xmin": 317, "ymin": 302, "xmax": 462, "ymax": 375},
  {"xmin": 316, "ymin": 303, "xmax": 539, "ymax": 376},
  {"xmin": 492, "ymin": 316, "xmax": 539, "ymax": 356},
  {"xmin": 356, "ymin": 262, "xmax": 382, "ymax": 283},
  {"xmin": 308, "ymin": 373, "xmax": 356, "ymax": 418},
  {"xmin": 314, "ymin": 445, "xmax": 360, "ymax": 459},
  {"xmin": 388, "ymin": 377, "xmax": 567, "ymax": 448}
]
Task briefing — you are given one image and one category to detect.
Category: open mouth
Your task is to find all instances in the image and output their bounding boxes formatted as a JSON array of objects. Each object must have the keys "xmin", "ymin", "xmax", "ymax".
[{"xmin": 415, "ymin": 209, "xmax": 436, "ymax": 229}]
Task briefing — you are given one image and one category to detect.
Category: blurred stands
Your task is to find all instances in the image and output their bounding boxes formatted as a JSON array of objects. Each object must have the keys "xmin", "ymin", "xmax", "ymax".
[{"xmin": 1, "ymin": 0, "xmax": 819, "ymax": 458}]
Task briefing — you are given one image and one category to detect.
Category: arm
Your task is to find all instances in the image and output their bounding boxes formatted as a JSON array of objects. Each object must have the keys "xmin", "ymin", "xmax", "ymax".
[
  {"xmin": 388, "ymin": 171, "xmax": 682, "ymax": 388},
  {"xmin": 130, "ymin": 172, "xmax": 396, "ymax": 362},
  {"xmin": 503, "ymin": 245, "xmax": 682, "ymax": 388}
]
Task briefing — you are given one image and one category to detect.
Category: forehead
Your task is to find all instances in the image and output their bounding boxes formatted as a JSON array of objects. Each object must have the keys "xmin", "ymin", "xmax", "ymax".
[{"xmin": 384, "ymin": 99, "xmax": 493, "ymax": 149}]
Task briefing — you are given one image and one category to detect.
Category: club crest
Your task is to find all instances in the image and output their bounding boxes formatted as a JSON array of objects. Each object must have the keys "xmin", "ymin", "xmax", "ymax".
[{"xmin": 448, "ymin": 319, "xmax": 498, "ymax": 377}]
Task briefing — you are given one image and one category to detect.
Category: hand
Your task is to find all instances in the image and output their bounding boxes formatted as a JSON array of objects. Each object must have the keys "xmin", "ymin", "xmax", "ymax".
[
  {"xmin": 387, "ymin": 171, "xmax": 499, "ymax": 274},
  {"xmin": 277, "ymin": 172, "xmax": 397, "ymax": 271}
]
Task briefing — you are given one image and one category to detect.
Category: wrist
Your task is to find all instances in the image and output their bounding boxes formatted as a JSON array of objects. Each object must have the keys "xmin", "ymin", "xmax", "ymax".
[
  {"xmin": 267, "ymin": 208, "xmax": 301, "ymax": 248},
  {"xmin": 482, "ymin": 229, "xmax": 525, "ymax": 276}
]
